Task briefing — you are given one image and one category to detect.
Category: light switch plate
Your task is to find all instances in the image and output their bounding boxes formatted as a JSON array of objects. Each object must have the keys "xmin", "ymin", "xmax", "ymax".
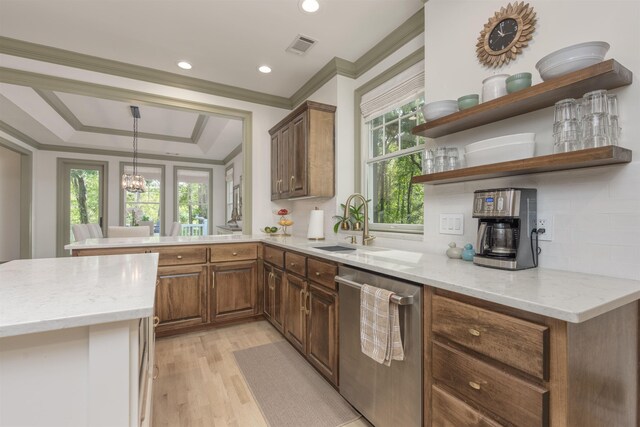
[{"xmin": 439, "ymin": 213, "xmax": 464, "ymax": 235}]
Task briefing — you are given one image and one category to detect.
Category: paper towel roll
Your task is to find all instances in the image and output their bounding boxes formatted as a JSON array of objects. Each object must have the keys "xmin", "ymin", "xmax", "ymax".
[{"xmin": 307, "ymin": 208, "xmax": 325, "ymax": 240}]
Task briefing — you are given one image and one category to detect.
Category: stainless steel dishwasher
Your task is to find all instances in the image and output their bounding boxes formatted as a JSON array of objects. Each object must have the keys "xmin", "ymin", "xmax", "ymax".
[{"xmin": 336, "ymin": 265, "xmax": 422, "ymax": 427}]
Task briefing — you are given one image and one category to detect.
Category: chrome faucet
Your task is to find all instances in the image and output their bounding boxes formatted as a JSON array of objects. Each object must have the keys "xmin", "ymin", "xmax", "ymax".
[{"xmin": 341, "ymin": 193, "xmax": 375, "ymax": 246}]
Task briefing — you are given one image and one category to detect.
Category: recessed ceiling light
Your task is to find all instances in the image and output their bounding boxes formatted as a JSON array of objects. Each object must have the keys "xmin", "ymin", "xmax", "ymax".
[
  {"xmin": 177, "ymin": 61, "xmax": 192, "ymax": 70},
  {"xmin": 300, "ymin": 0, "xmax": 319, "ymax": 13},
  {"xmin": 258, "ymin": 65, "xmax": 272, "ymax": 74}
]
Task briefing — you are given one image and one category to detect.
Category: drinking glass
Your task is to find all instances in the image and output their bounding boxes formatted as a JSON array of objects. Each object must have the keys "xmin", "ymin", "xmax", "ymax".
[
  {"xmin": 582, "ymin": 90, "xmax": 609, "ymax": 116},
  {"xmin": 553, "ymin": 98, "xmax": 581, "ymax": 152},
  {"xmin": 423, "ymin": 149, "xmax": 435, "ymax": 174},
  {"xmin": 581, "ymin": 113, "xmax": 611, "ymax": 148},
  {"xmin": 446, "ymin": 148, "xmax": 459, "ymax": 171},
  {"xmin": 554, "ymin": 99, "xmax": 579, "ymax": 122},
  {"xmin": 608, "ymin": 94, "xmax": 621, "ymax": 145},
  {"xmin": 435, "ymin": 147, "xmax": 448, "ymax": 173}
]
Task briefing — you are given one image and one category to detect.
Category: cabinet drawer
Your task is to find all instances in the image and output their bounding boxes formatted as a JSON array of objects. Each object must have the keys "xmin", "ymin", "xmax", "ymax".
[
  {"xmin": 432, "ymin": 295, "xmax": 549, "ymax": 380},
  {"xmin": 155, "ymin": 246, "xmax": 207, "ymax": 266},
  {"xmin": 264, "ymin": 245, "xmax": 284, "ymax": 268},
  {"xmin": 285, "ymin": 252, "xmax": 306, "ymax": 277},
  {"xmin": 432, "ymin": 341, "xmax": 548, "ymax": 427},
  {"xmin": 307, "ymin": 258, "xmax": 337, "ymax": 290},
  {"xmin": 210, "ymin": 243, "xmax": 257, "ymax": 262},
  {"xmin": 432, "ymin": 385, "xmax": 504, "ymax": 427}
]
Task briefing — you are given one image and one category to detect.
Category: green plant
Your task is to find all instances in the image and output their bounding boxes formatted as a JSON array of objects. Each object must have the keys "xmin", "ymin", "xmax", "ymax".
[
  {"xmin": 332, "ymin": 200, "xmax": 370, "ymax": 233},
  {"xmin": 141, "ymin": 215, "xmax": 150, "ymax": 222}
]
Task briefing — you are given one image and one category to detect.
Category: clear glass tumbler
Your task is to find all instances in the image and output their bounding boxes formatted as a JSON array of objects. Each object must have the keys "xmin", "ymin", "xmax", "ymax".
[
  {"xmin": 423, "ymin": 149, "xmax": 435, "ymax": 174},
  {"xmin": 553, "ymin": 120, "xmax": 581, "ymax": 153},
  {"xmin": 608, "ymin": 94, "xmax": 621, "ymax": 145},
  {"xmin": 554, "ymin": 98, "xmax": 579, "ymax": 122},
  {"xmin": 581, "ymin": 113, "xmax": 611, "ymax": 148},
  {"xmin": 582, "ymin": 90, "xmax": 609, "ymax": 116},
  {"xmin": 435, "ymin": 147, "xmax": 448, "ymax": 173},
  {"xmin": 446, "ymin": 147, "xmax": 459, "ymax": 171}
]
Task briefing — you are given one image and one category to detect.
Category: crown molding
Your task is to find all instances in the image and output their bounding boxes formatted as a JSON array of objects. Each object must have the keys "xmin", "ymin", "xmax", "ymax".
[
  {"xmin": 191, "ymin": 115, "xmax": 208, "ymax": 144},
  {"xmin": 223, "ymin": 143, "xmax": 243, "ymax": 165},
  {"xmin": 0, "ymin": 36, "xmax": 292, "ymax": 109},
  {"xmin": 0, "ymin": 7, "xmax": 424, "ymax": 112},
  {"xmin": 0, "ymin": 120, "xmax": 43, "ymax": 149}
]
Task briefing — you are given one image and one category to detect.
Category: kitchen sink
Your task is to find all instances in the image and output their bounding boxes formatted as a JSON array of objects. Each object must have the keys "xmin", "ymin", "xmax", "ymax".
[{"xmin": 313, "ymin": 245, "xmax": 356, "ymax": 252}]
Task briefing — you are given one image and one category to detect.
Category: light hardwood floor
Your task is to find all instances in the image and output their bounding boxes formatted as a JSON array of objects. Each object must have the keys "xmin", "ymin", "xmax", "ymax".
[{"xmin": 152, "ymin": 320, "xmax": 370, "ymax": 427}]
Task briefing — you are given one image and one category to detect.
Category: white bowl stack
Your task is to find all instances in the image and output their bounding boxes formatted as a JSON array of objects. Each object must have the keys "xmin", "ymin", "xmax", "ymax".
[
  {"xmin": 421, "ymin": 100, "xmax": 458, "ymax": 121},
  {"xmin": 535, "ymin": 41, "xmax": 610, "ymax": 81},
  {"xmin": 464, "ymin": 133, "xmax": 536, "ymax": 167}
]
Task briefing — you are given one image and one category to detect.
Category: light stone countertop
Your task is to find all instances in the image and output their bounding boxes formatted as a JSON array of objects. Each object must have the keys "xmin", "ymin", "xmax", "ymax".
[
  {"xmin": 65, "ymin": 235, "xmax": 640, "ymax": 323},
  {"xmin": 0, "ymin": 253, "xmax": 159, "ymax": 338}
]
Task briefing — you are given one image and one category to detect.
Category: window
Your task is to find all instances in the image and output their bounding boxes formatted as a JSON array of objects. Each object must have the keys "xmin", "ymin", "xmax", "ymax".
[
  {"xmin": 121, "ymin": 164, "xmax": 164, "ymax": 235},
  {"xmin": 365, "ymin": 96, "xmax": 425, "ymax": 232},
  {"xmin": 225, "ymin": 167, "xmax": 234, "ymax": 222},
  {"xmin": 176, "ymin": 168, "xmax": 211, "ymax": 236}
]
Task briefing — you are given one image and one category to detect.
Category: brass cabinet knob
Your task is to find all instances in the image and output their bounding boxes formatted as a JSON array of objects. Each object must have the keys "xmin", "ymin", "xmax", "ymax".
[
  {"xmin": 468, "ymin": 381, "xmax": 481, "ymax": 390},
  {"xmin": 290, "ymin": 262, "xmax": 296, "ymax": 267},
  {"xmin": 468, "ymin": 328, "xmax": 481, "ymax": 337},
  {"xmin": 176, "ymin": 255, "xmax": 183, "ymax": 259},
  {"xmin": 315, "ymin": 272, "xmax": 321, "ymax": 276},
  {"xmin": 232, "ymin": 252, "xmax": 238, "ymax": 256},
  {"xmin": 153, "ymin": 316, "xmax": 160, "ymax": 327}
]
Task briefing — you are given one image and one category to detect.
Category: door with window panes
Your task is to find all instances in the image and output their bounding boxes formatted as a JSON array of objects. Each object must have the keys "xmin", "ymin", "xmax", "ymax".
[{"xmin": 122, "ymin": 164, "xmax": 163, "ymax": 235}]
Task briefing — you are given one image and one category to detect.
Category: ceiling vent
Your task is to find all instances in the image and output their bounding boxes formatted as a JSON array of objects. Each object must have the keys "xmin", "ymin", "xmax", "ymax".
[{"xmin": 286, "ymin": 34, "xmax": 317, "ymax": 55}]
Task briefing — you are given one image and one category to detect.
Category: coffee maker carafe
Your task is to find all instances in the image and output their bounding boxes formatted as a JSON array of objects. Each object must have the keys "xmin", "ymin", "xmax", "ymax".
[{"xmin": 473, "ymin": 188, "xmax": 537, "ymax": 270}]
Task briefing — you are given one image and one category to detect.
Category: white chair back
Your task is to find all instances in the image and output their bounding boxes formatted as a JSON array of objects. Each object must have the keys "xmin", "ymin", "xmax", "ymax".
[
  {"xmin": 168, "ymin": 222, "xmax": 181, "ymax": 237},
  {"xmin": 108, "ymin": 226, "xmax": 150, "ymax": 238},
  {"xmin": 72, "ymin": 224, "xmax": 91, "ymax": 242},
  {"xmin": 87, "ymin": 223, "xmax": 104, "ymax": 238},
  {"xmin": 138, "ymin": 221, "xmax": 154, "ymax": 236}
]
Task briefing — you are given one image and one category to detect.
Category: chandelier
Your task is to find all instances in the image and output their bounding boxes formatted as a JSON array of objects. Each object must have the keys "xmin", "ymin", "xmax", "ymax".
[{"xmin": 121, "ymin": 106, "xmax": 146, "ymax": 193}]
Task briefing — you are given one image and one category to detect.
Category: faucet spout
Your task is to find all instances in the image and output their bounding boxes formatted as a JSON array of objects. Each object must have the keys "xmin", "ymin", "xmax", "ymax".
[{"xmin": 342, "ymin": 193, "xmax": 375, "ymax": 246}]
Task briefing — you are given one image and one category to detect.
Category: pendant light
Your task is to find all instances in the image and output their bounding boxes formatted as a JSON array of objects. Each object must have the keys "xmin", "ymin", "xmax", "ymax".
[{"xmin": 121, "ymin": 106, "xmax": 146, "ymax": 193}]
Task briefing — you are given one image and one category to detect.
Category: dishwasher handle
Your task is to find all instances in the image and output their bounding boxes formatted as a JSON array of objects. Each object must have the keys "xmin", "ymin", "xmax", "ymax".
[{"xmin": 335, "ymin": 276, "xmax": 415, "ymax": 306}]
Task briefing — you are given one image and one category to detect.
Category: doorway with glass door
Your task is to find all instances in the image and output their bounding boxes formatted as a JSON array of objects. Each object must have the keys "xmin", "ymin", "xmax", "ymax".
[{"xmin": 57, "ymin": 159, "xmax": 108, "ymax": 257}]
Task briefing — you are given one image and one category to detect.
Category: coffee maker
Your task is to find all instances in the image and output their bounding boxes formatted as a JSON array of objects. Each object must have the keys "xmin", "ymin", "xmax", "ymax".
[{"xmin": 472, "ymin": 188, "xmax": 537, "ymax": 270}]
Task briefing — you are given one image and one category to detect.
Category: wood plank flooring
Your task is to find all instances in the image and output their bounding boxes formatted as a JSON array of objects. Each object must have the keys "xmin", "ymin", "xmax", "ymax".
[{"xmin": 152, "ymin": 320, "xmax": 370, "ymax": 427}]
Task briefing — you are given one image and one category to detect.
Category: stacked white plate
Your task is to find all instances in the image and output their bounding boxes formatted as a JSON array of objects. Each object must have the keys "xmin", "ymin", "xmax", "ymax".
[
  {"xmin": 535, "ymin": 41, "xmax": 610, "ymax": 81},
  {"xmin": 464, "ymin": 133, "xmax": 536, "ymax": 167}
]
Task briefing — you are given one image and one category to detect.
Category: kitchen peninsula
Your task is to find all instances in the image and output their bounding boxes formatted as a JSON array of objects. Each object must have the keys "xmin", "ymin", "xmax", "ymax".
[
  {"xmin": 0, "ymin": 253, "xmax": 159, "ymax": 427},
  {"xmin": 66, "ymin": 235, "xmax": 640, "ymax": 426}
]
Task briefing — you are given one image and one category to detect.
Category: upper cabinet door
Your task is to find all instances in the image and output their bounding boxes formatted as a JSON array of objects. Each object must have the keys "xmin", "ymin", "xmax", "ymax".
[
  {"xmin": 270, "ymin": 132, "xmax": 280, "ymax": 200},
  {"xmin": 288, "ymin": 112, "xmax": 308, "ymax": 198}
]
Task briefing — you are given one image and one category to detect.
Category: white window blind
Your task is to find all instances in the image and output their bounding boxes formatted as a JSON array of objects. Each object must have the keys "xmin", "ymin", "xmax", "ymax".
[{"xmin": 360, "ymin": 62, "xmax": 425, "ymax": 122}]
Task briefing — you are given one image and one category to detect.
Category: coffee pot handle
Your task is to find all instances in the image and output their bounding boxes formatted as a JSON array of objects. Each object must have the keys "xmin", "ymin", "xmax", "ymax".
[{"xmin": 477, "ymin": 222, "xmax": 488, "ymax": 253}]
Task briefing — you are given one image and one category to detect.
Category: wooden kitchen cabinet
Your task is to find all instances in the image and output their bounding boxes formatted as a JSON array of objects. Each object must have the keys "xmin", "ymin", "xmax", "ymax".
[
  {"xmin": 269, "ymin": 101, "xmax": 336, "ymax": 200},
  {"xmin": 155, "ymin": 264, "xmax": 207, "ymax": 334},
  {"xmin": 210, "ymin": 260, "xmax": 258, "ymax": 322},
  {"xmin": 281, "ymin": 250, "xmax": 339, "ymax": 386},
  {"xmin": 424, "ymin": 289, "xmax": 638, "ymax": 427},
  {"xmin": 263, "ymin": 263, "xmax": 284, "ymax": 332}
]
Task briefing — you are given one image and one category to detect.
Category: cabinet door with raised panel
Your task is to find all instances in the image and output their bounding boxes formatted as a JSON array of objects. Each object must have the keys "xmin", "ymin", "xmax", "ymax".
[
  {"xmin": 284, "ymin": 273, "xmax": 307, "ymax": 354},
  {"xmin": 210, "ymin": 260, "xmax": 258, "ymax": 322},
  {"xmin": 155, "ymin": 264, "xmax": 207, "ymax": 333},
  {"xmin": 263, "ymin": 264, "xmax": 274, "ymax": 321},
  {"xmin": 270, "ymin": 132, "xmax": 281, "ymax": 200},
  {"xmin": 288, "ymin": 112, "xmax": 308, "ymax": 197},
  {"xmin": 307, "ymin": 283, "xmax": 338, "ymax": 386},
  {"xmin": 272, "ymin": 267, "xmax": 284, "ymax": 332}
]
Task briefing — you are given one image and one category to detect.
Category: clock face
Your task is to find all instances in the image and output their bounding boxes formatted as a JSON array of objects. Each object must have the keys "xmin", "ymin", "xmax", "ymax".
[{"xmin": 488, "ymin": 18, "xmax": 519, "ymax": 52}]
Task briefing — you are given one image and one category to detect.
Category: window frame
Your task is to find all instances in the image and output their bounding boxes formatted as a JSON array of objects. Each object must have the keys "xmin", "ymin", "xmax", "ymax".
[
  {"xmin": 119, "ymin": 162, "xmax": 165, "ymax": 235},
  {"xmin": 363, "ymin": 95, "xmax": 425, "ymax": 234},
  {"xmin": 174, "ymin": 166, "xmax": 213, "ymax": 236}
]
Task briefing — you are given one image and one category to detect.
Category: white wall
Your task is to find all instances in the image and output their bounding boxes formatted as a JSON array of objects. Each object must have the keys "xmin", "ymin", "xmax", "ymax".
[
  {"xmin": 423, "ymin": 0, "xmax": 640, "ymax": 280},
  {"xmin": 0, "ymin": 145, "xmax": 21, "ymax": 262}
]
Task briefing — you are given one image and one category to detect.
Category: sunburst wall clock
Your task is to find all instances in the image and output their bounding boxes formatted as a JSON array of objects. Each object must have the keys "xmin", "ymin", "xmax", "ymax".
[{"xmin": 476, "ymin": 2, "xmax": 536, "ymax": 68}]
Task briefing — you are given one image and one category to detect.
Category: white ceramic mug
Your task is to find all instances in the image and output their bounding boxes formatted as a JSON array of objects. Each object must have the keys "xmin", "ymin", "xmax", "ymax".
[{"xmin": 481, "ymin": 74, "xmax": 509, "ymax": 102}]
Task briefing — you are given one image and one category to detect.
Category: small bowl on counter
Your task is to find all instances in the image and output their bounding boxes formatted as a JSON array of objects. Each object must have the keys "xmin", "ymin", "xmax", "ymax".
[
  {"xmin": 506, "ymin": 73, "xmax": 532, "ymax": 93},
  {"xmin": 422, "ymin": 100, "xmax": 458, "ymax": 121},
  {"xmin": 457, "ymin": 94, "xmax": 479, "ymax": 110},
  {"xmin": 535, "ymin": 41, "xmax": 610, "ymax": 81}
]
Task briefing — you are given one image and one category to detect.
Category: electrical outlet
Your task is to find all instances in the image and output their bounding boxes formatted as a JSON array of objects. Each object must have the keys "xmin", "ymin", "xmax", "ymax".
[
  {"xmin": 536, "ymin": 214, "xmax": 554, "ymax": 241},
  {"xmin": 439, "ymin": 214, "xmax": 464, "ymax": 235}
]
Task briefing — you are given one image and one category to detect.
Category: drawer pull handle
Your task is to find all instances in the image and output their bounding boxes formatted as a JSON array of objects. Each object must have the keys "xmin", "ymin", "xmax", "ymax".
[
  {"xmin": 300, "ymin": 290, "xmax": 306, "ymax": 311},
  {"xmin": 315, "ymin": 272, "xmax": 321, "ymax": 276},
  {"xmin": 153, "ymin": 365, "xmax": 159, "ymax": 380},
  {"xmin": 176, "ymin": 255, "xmax": 183, "ymax": 259},
  {"xmin": 468, "ymin": 381, "xmax": 481, "ymax": 390},
  {"xmin": 232, "ymin": 252, "xmax": 238, "ymax": 256},
  {"xmin": 153, "ymin": 316, "xmax": 160, "ymax": 327},
  {"xmin": 468, "ymin": 328, "xmax": 481, "ymax": 337}
]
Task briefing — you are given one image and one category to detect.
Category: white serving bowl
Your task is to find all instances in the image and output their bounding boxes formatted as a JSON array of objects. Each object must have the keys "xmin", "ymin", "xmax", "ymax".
[
  {"xmin": 465, "ymin": 140, "xmax": 535, "ymax": 167},
  {"xmin": 422, "ymin": 100, "xmax": 458, "ymax": 121},
  {"xmin": 464, "ymin": 133, "xmax": 535, "ymax": 153},
  {"xmin": 535, "ymin": 41, "xmax": 610, "ymax": 81}
]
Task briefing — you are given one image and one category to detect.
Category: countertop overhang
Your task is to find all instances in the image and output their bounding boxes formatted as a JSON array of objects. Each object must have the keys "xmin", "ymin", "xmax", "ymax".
[
  {"xmin": 0, "ymin": 253, "xmax": 159, "ymax": 338},
  {"xmin": 65, "ymin": 235, "xmax": 640, "ymax": 323}
]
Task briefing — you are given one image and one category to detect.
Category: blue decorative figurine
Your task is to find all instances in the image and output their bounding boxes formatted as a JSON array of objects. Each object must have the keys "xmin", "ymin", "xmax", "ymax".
[{"xmin": 461, "ymin": 243, "xmax": 475, "ymax": 261}]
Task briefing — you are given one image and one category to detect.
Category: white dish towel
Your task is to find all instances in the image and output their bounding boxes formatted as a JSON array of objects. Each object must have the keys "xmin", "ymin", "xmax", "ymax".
[{"xmin": 360, "ymin": 284, "xmax": 405, "ymax": 366}]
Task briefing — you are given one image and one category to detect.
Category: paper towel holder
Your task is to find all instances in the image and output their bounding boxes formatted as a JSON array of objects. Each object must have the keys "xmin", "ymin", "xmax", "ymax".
[{"xmin": 307, "ymin": 207, "xmax": 325, "ymax": 241}]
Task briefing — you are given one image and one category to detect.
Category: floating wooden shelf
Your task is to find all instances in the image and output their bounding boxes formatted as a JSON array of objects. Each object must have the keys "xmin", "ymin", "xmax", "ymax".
[
  {"xmin": 411, "ymin": 146, "xmax": 632, "ymax": 185},
  {"xmin": 412, "ymin": 59, "xmax": 633, "ymax": 138}
]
